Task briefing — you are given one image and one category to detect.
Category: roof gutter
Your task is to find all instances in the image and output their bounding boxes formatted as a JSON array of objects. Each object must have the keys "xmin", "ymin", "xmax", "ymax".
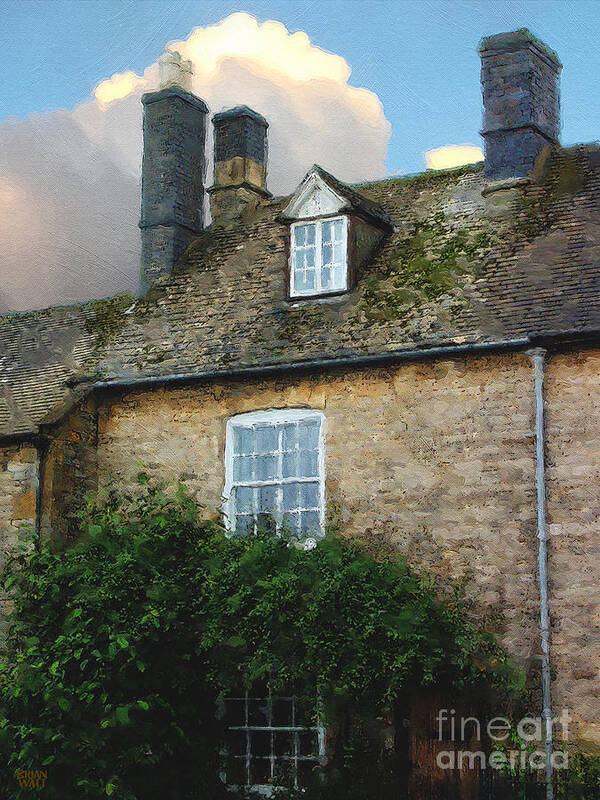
[{"xmin": 91, "ymin": 337, "xmax": 531, "ymax": 392}]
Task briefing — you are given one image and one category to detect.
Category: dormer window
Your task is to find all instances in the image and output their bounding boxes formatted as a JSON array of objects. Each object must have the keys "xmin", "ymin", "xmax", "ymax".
[
  {"xmin": 281, "ymin": 165, "xmax": 394, "ymax": 302},
  {"xmin": 290, "ymin": 216, "xmax": 348, "ymax": 297}
]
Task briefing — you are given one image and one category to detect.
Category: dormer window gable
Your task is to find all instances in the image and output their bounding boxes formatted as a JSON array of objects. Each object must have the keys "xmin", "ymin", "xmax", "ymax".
[{"xmin": 280, "ymin": 165, "xmax": 393, "ymax": 300}]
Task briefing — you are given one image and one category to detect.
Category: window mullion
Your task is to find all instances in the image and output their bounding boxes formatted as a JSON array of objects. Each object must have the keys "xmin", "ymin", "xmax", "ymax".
[
  {"xmin": 315, "ymin": 220, "xmax": 322, "ymax": 293},
  {"xmin": 268, "ymin": 691, "xmax": 275, "ymax": 782}
]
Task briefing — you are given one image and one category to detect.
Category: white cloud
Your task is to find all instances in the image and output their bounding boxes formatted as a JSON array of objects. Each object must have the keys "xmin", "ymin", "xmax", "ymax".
[
  {"xmin": 0, "ymin": 12, "xmax": 390, "ymax": 311},
  {"xmin": 424, "ymin": 144, "xmax": 483, "ymax": 171}
]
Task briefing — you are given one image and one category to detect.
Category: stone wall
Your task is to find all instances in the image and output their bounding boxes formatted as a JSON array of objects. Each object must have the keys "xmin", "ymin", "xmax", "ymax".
[
  {"xmin": 1, "ymin": 346, "xmax": 594, "ymax": 747},
  {"xmin": 545, "ymin": 349, "xmax": 600, "ymax": 749},
  {"xmin": 0, "ymin": 442, "xmax": 38, "ymax": 634},
  {"xmin": 97, "ymin": 352, "xmax": 540, "ymax": 666},
  {"xmin": 40, "ymin": 397, "xmax": 98, "ymax": 542}
]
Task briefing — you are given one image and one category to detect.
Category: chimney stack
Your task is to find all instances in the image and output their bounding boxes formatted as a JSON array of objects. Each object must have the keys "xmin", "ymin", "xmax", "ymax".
[
  {"xmin": 208, "ymin": 106, "xmax": 271, "ymax": 222},
  {"xmin": 139, "ymin": 52, "xmax": 207, "ymax": 294},
  {"xmin": 480, "ymin": 28, "xmax": 562, "ymax": 181}
]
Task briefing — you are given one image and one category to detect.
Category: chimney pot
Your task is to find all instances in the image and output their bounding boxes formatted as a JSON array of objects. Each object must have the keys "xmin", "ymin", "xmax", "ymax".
[{"xmin": 158, "ymin": 50, "xmax": 193, "ymax": 93}]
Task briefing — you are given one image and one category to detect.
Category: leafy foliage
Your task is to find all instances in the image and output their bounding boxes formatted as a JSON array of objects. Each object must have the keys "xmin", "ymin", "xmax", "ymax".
[
  {"xmin": 554, "ymin": 752, "xmax": 600, "ymax": 799},
  {"xmin": 360, "ymin": 212, "xmax": 493, "ymax": 320},
  {"xmin": 0, "ymin": 485, "xmax": 514, "ymax": 798}
]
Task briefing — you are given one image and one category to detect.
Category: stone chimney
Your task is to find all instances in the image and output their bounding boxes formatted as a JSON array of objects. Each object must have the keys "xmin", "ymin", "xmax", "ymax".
[
  {"xmin": 139, "ymin": 51, "xmax": 207, "ymax": 294},
  {"xmin": 480, "ymin": 28, "xmax": 562, "ymax": 181},
  {"xmin": 208, "ymin": 106, "xmax": 271, "ymax": 222}
]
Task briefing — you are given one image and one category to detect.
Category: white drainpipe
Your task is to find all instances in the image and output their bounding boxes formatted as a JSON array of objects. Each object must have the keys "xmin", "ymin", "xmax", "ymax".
[{"xmin": 528, "ymin": 347, "xmax": 553, "ymax": 800}]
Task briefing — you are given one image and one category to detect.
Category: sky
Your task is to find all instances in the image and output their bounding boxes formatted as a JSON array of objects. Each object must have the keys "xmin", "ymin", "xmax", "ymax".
[{"xmin": 1, "ymin": 0, "xmax": 599, "ymax": 312}]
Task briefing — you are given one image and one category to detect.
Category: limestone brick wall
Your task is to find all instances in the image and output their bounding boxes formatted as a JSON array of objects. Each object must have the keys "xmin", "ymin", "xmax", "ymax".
[
  {"xmin": 97, "ymin": 353, "xmax": 540, "ymax": 666},
  {"xmin": 545, "ymin": 349, "xmax": 600, "ymax": 748},
  {"xmin": 40, "ymin": 397, "xmax": 98, "ymax": 541},
  {"xmin": 3, "ymin": 343, "xmax": 594, "ymax": 748},
  {"xmin": 0, "ymin": 443, "xmax": 38, "ymax": 632}
]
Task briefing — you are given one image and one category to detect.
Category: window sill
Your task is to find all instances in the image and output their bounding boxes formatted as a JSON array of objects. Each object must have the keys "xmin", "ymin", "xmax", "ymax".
[{"xmin": 286, "ymin": 289, "xmax": 350, "ymax": 306}]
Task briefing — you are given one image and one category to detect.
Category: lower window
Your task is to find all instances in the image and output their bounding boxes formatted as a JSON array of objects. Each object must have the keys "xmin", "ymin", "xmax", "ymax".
[{"xmin": 219, "ymin": 686, "xmax": 326, "ymax": 793}]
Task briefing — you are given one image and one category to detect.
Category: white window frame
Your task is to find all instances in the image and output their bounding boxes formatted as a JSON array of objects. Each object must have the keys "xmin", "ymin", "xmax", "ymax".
[
  {"xmin": 223, "ymin": 408, "xmax": 326, "ymax": 538},
  {"xmin": 218, "ymin": 688, "xmax": 327, "ymax": 794},
  {"xmin": 289, "ymin": 215, "xmax": 348, "ymax": 298}
]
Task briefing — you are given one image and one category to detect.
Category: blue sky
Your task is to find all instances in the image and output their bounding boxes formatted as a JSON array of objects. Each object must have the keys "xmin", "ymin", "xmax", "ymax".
[{"xmin": 1, "ymin": 0, "xmax": 599, "ymax": 176}]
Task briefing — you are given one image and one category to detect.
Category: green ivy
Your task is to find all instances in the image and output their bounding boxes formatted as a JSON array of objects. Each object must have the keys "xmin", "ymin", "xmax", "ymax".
[
  {"xmin": 85, "ymin": 294, "xmax": 134, "ymax": 349},
  {"xmin": 360, "ymin": 213, "xmax": 493, "ymax": 320},
  {"xmin": 0, "ymin": 484, "xmax": 516, "ymax": 798}
]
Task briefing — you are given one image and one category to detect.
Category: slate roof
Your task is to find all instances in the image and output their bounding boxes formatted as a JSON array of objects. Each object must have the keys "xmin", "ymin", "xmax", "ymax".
[
  {"xmin": 0, "ymin": 304, "xmax": 99, "ymax": 437},
  {"xmin": 3, "ymin": 144, "xmax": 600, "ymax": 438}
]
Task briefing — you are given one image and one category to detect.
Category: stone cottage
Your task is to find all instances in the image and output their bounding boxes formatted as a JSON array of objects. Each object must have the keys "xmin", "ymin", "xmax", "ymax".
[{"xmin": 2, "ymin": 27, "xmax": 600, "ymax": 793}]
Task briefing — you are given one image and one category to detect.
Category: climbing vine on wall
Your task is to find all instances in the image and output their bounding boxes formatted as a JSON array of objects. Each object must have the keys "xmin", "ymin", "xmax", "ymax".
[{"xmin": 0, "ymin": 483, "xmax": 516, "ymax": 799}]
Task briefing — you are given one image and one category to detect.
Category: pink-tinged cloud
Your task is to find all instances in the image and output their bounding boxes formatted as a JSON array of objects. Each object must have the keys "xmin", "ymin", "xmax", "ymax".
[{"xmin": 0, "ymin": 12, "xmax": 390, "ymax": 312}]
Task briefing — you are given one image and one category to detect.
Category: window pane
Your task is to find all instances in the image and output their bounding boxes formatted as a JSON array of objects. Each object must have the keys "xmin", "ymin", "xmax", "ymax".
[
  {"xmin": 332, "ymin": 218, "xmax": 344, "ymax": 239},
  {"xmin": 321, "ymin": 266, "xmax": 331, "ymax": 289},
  {"xmin": 294, "ymin": 223, "xmax": 316, "ymax": 245},
  {"xmin": 322, "ymin": 244, "xmax": 332, "ymax": 265},
  {"xmin": 274, "ymin": 731, "xmax": 294, "ymax": 756},
  {"xmin": 228, "ymin": 729, "xmax": 248, "ymax": 756},
  {"xmin": 333, "ymin": 244, "xmax": 344, "ymax": 264},
  {"xmin": 283, "ymin": 483, "xmax": 300, "ymax": 511},
  {"xmin": 252, "ymin": 731, "xmax": 271, "ymax": 758},
  {"xmin": 299, "ymin": 730, "xmax": 319, "ymax": 757},
  {"xmin": 234, "ymin": 427, "xmax": 255, "ymax": 455},
  {"xmin": 331, "ymin": 265, "xmax": 345, "ymax": 290},
  {"xmin": 296, "ymin": 269, "xmax": 315, "ymax": 292},
  {"xmin": 283, "ymin": 451, "xmax": 298, "ymax": 479},
  {"xmin": 256, "ymin": 513, "xmax": 276, "ymax": 534},
  {"xmin": 322, "ymin": 220, "xmax": 333, "ymax": 242},
  {"xmin": 256, "ymin": 426, "xmax": 278, "ymax": 453},
  {"xmin": 235, "ymin": 515, "xmax": 253, "ymax": 536},
  {"xmin": 299, "ymin": 450, "xmax": 318, "ymax": 477},
  {"xmin": 251, "ymin": 759, "xmax": 271, "ymax": 785},
  {"xmin": 258, "ymin": 485, "xmax": 277, "ymax": 512},
  {"xmin": 300, "ymin": 482, "xmax": 319, "ymax": 509},
  {"xmin": 225, "ymin": 755, "xmax": 247, "ymax": 785},
  {"xmin": 283, "ymin": 512, "xmax": 300, "ymax": 536},
  {"xmin": 305, "ymin": 247, "xmax": 315, "ymax": 268},
  {"xmin": 272, "ymin": 698, "xmax": 293, "ymax": 726},
  {"xmin": 236, "ymin": 486, "xmax": 254, "ymax": 513},
  {"xmin": 234, "ymin": 455, "xmax": 253, "ymax": 482},
  {"xmin": 255, "ymin": 454, "xmax": 277, "ymax": 481},
  {"xmin": 248, "ymin": 697, "xmax": 270, "ymax": 725},
  {"xmin": 293, "ymin": 225, "xmax": 306, "ymax": 245},
  {"xmin": 299, "ymin": 419, "xmax": 320, "ymax": 449},
  {"xmin": 282, "ymin": 423, "xmax": 298, "ymax": 451},
  {"xmin": 300, "ymin": 510, "xmax": 320, "ymax": 534}
]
